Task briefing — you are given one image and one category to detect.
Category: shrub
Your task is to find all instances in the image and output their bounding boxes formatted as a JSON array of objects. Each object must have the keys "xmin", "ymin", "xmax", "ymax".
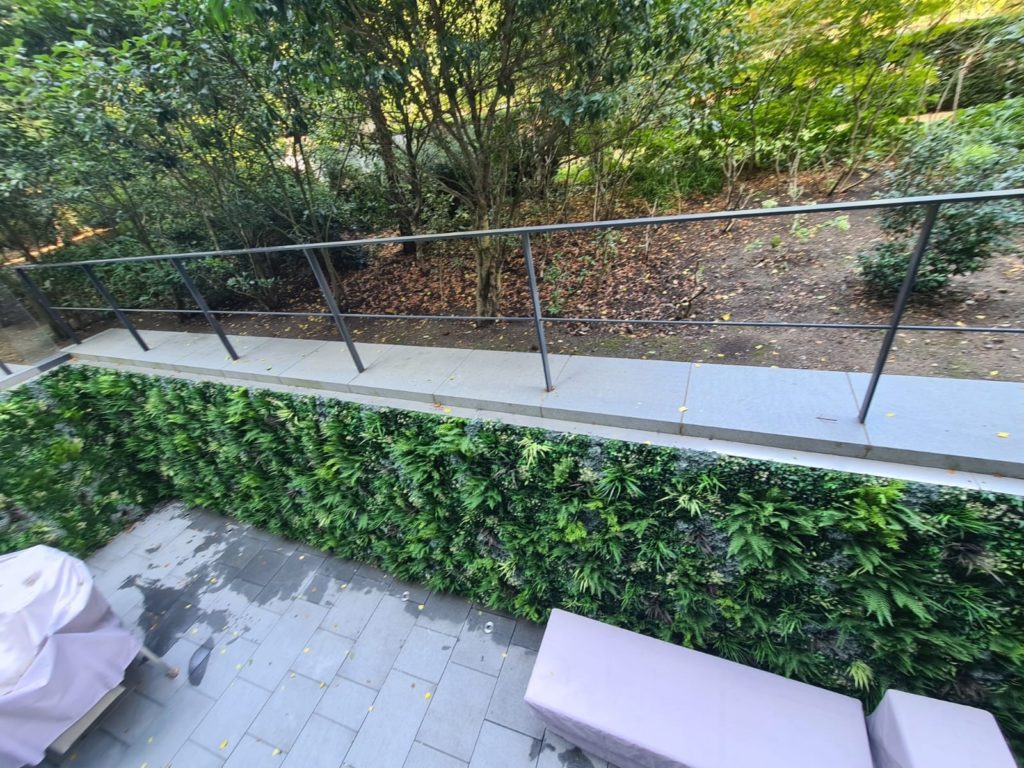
[
  {"xmin": 858, "ymin": 99, "xmax": 1024, "ymax": 295},
  {"xmin": 2, "ymin": 365, "xmax": 1024, "ymax": 757}
]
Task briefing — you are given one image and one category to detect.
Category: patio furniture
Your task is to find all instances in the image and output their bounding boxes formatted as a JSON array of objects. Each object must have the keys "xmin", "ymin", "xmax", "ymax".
[
  {"xmin": 524, "ymin": 608, "xmax": 874, "ymax": 768},
  {"xmin": 867, "ymin": 689, "xmax": 1016, "ymax": 768},
  {"xmin": 0, "ymin": 545, "xmax": 145, "ymax": 768}
]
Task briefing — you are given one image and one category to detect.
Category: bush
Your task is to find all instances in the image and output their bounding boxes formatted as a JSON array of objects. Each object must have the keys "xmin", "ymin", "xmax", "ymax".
[
  {"xmin": 3, "ymin": 365, "xmax": 1024, "ymax": 757},
  {"xmin": 858, "ymin": 99, "xmax": 1024, "ymax": 295}
]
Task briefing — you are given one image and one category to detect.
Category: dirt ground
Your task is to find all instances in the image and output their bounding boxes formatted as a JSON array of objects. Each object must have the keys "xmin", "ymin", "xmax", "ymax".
[{"xmin": 20, "ymin": 169, "xmax": 1024, "ymax": 382}]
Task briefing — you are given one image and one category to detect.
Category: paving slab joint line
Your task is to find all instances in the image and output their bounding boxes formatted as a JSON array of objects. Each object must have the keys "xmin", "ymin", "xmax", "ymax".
[{"xmin": 460, "ymin": 633, "xmax": 512, "ymax": 764}]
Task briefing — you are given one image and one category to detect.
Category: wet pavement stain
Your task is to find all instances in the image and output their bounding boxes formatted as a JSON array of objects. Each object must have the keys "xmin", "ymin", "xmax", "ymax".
[{"xmin": 188, "ymin": 637, "xmax": 215, "ymax": 685}]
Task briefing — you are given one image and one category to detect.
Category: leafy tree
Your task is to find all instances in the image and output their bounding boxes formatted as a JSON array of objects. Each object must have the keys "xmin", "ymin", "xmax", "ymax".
[
  {"xmin": 212, "ymin": 0, "xmax": 730, "ymax": 319},
  {"xmin": 858, "ymin": 98, "xmax": 1024, "ymax": 295}
]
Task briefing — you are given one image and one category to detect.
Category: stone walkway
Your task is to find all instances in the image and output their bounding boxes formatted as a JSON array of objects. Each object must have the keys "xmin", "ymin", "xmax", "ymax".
[{"xmin": 51, "ymin": 503, "xmax": 608, "ymax": 768}]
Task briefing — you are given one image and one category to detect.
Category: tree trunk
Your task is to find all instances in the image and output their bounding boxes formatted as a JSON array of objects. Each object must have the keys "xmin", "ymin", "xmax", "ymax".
[
  {"xmin": 366, "ymin": 88, "xmax": 417, "ymax": 255},
  {"xmin": 475, "ymin": 236, "xmax": 504, "ymax": 325}
]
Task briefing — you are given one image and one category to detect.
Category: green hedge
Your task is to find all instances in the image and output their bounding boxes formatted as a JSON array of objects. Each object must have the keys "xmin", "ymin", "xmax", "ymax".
[{"xmin": 3, "ymin": 366, "xmax": 1024, "ymax": 755}]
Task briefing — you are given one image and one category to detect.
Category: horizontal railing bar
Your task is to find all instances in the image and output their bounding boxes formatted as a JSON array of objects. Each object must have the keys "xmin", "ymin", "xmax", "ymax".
[
  {"xmin": 49, "ymin": 305, "xmax": 1024, "ymax": 334},
  {"xmin": 18, "ymin": 188, "xmax": 1024, "ymax": 270}
]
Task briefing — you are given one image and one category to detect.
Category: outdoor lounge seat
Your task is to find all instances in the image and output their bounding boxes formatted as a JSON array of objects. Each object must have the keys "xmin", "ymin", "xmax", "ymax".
[
  {"xmin": 524, "ymin": 609, "xmax": 874, "ymax": 768},
  {"xmin": 867, "ymin": 689, "xmax": 1016, "ymax": 768}
]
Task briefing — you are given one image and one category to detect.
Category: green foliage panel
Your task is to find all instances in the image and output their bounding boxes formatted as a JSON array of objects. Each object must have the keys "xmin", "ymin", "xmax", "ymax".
[{"xmin": 2, "ymin": 365, "xmax": 1023, "ymax": 756}]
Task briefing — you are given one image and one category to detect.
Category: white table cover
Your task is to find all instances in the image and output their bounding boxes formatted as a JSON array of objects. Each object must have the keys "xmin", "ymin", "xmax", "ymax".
[{"xmin": 0, "ymin": 545, "xmax": 141, "ymax": 768}]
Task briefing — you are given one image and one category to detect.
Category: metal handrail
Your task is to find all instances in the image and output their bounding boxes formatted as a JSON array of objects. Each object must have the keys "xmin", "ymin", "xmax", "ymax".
[{"xmin": 6, "ymin": 188, "xmax": 1024, "ymax": 423}]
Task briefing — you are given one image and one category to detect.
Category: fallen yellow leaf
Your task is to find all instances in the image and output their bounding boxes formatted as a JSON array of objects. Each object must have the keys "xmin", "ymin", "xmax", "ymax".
[
  {"xmin": 678, "ymin": 406, "xmax": 688, "ymax": 413},
  {"xmin": 885, "ymin": 412, "xmax": 896, "ymax": 418},
  {"xmin": 219, "ymin": 740, "xmax": 229, "ymax": 750},
  {"xmin": 996, "ymin": 432, "xmax": 1010, "ymax": 438},
  {"xmin": 721, "ymin": 313, "xmax": 731, "ymax": 321},
  {"xmin": 272, "ymin": 748, "xmax": 282, "ymax": 756}
]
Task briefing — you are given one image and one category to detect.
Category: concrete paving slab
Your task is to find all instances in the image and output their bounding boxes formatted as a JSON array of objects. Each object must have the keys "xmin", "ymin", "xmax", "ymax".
[
  {"xmin": 192, "ymin": 636, "xmax": 260, "ymax": 699},
  {"xmin": 315, "ymin": 677, "xmax": 379, "ymax": 731},
  {"xmin": 485, "ymin": 646, "xmax": 544, "ymax": 739},
  {"xmin": 240, "ymin": 600, "xmax": 328, "ymax": 689},
  {"xmin": 434, "ymin": 349, "xmax": 568, "ymax": 416},
  {"xmin": 171, "ymin": 740, "xmax": 226, "ymax": 768},
  {"xmin": 850, "ymin": 373, "xmax": 1024, "ymax": 476},
  {"xmin": 449, "ymin": 610, "xmax": 515, "ymax": 676},
  {"xmin": 543, "ymin": 356, "xmax": 690, "ymax": 433},
  {"xmin": 118, "ymin": 687, "xmax": 216, "ymax": 768},
  {"xmin": 394, "ymin": 626, "xmax": 456, "ymax": 684},
  {"xmin": 344, "ymin": 670, "xmax": 436, "ymax": 768},
  {"xmin": 683, "ymin": 363, "xmax": 869, "ymax": 456},
  {"xmin": 277, "ymin": 341, "xmax": 388, "ymax": 391},
  {"xmin": 510, "ymin": 621, "xmax": 545, "ymax": 653},
  {"xmin": 347, "ymin": 344, "xmax": 473, "ymax": 402},
  {"xmin": 150, "ymin": 333, "xmax": 266, "ymax": 375},
  {"xmin": 115, "ymin": 331, "xmax": 264, "ymax": 372},
  {"xmin": 238, "ymin": 548, "xmax": 288, "ymax": 587},
  {"xmin": 405, "ymin": 742, "xmax": 470, "ymax": 768},
  {"xmin": 189, "ymin": 678, "xmax": 271, "ymax": 757},
  {"xmin": 416, "ymin": 663, "xmax": 496, "ymax": 762},
  {"xmin": 99, "ymin": 690, "xmax": 163, "ymax": 745},
  {"xmin": 341, "ymin": 596, "xmax": 419, "ymax": 688},
  {"xmin": 468, "ymin": 721, "xmax": 541, "ymax": 768},
  {"xmin": 289, "ymin": 628, "xmax": 352, "ymax": 683},
  {"xmin": 416, "ymin": 592, "xmax": 472, "ymax": 637},
  {"xmin": 321, "ymin": 575, "xmax": 387, "ymax": 639},
  {"xmin": 69, "ymin": 328, "xmax": 179, "ymax": 364},
  {"xmin": 248, "ymin": 673, "xmax": 326, "ymax": 751},
  {"xmin": 215, "ymin": 337, "xmax": 326, "ymax": 383},
  {"xmin": 281, "ymin": 714, "xmax": 356, "ymax": 768},
  {"xmin": 221, "ymin": 734, "xmax": 286, "ymax": 768},
  {"xmin": 254, "ymin": 550, "xmax": 325, "ymax": 613}
]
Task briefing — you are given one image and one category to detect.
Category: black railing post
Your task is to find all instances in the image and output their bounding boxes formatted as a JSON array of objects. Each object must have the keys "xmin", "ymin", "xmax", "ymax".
[
  {"xmin": 0, "ymin": 360, "xmax": 11, "ymax": 376},
  {"xmin": 522, "ymin": 233, "xmax": 553, "ymax": 392},
  {"xmin": 172, "ymin": 258, "xmax": 238, "ymax": 360},
  {"xmin": 80, "ymin": 264, "xmax": 149, "ymax": 351},
  {"xmin": 858, "ymin": 203, "xmax": 940, "ymax": 423},
  {"xmin": 303, "ymin": 248, "xmax": 364, "ymax": 372},
  {"xmin": 14, "ymin": 268, "xmax": 81, "ymax": 344}
]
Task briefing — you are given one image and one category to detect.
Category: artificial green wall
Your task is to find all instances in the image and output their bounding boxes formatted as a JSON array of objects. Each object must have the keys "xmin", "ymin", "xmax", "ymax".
[{"xmin": 2, "ymin": 365, "xmax": 1022, "ymax": 754}]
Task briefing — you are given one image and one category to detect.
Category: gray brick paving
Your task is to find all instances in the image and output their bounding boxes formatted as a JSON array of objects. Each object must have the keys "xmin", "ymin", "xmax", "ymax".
[
  {"xmin": 416, "ymin": 662, "xmax": 496, "ymax": 761},
  {"xmin": 189, "ymin": 678, "xmax": 271, "ymax": 757},
  {"xmin": 340, "ymin": 595, "xmax": 418, "ymax": 688},
  {"xmin": 485, "ymin": 646, "xmax": 545, "ymax": 738},
  {"xmin": 404, "ymin": 742, "xmax": 469, "ymax": 768},
  {"xmin": 344, "ymin": 670, "xmax": 435, "ymax": 768},
  {"xmin": 449, "ymin": 610, "xmax": 515, "ymax": 676},
  {"xmin": 394, "ymin": 626, "xmax": 456, "ymax": 683},
  {"xmin": 315, "ymin": 676, "xmax": 378, "ymax": 731},
  {"xmin": 170, "ymin": 740, "xmax": 226, "ymax": 768},
  {"xmin": 289, "ymin": 628, "xmax": 352, "ymax": 682},
  {"xmin": 280, "ymin": 714, "xmax": 356, "ymax": 768},
  {"xmin": 248, "ymin": 673, "xmax": 326, "ymax": 751},
  {"xmin": 53, "ymin": 504, "xmax": 613, "ymax": 768},
  {"xmin": 468, "ymin": 722, "xmax": 542, "ymax": 768}
]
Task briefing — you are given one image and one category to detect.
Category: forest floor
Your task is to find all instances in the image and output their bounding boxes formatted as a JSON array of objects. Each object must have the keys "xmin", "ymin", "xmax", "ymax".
[{"xmin": 77, "ymin": 168, "xmax": 1024, "ymax": 382}]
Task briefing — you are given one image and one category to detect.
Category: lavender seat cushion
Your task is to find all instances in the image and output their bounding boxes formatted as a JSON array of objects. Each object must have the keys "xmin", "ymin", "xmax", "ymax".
[
  {"xmin": 867, "ymin": 690, "xmax": 1015, "ymax": 768},
  {"xmin": 524, "ymin": 609, "xmax": 873, "ymax": 768}
]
